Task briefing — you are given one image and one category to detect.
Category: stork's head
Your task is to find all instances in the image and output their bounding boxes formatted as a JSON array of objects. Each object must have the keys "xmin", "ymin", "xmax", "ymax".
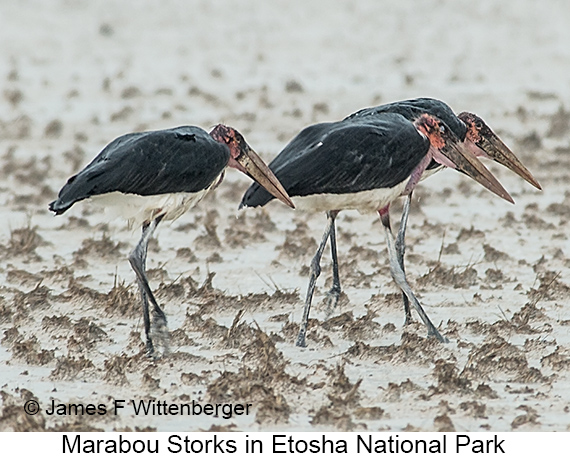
[
  {"xmin": 414, "ymin": 114, "xmax": 513, "ymax": 204},
  {"xmin": 413, "ymin": 114, "xmax": 457, "ymax": 150},
  {"xmin": 459, "ymin": 112, "xmax": 541, "ymax": 190},
  {"xmin": 209, "ymin": 124, "xmax": 294, "ymax": 208}
]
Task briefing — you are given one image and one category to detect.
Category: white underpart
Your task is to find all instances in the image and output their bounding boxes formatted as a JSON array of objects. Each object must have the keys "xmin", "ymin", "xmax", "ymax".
[
  {"xmin": 291, "ymin": 165, "xmax": 444, "ymax": 214},
  {"xmin": 88, "ymin": 173, "xmax": 223, "ymax": 228},
  {"xmin": 292, "ymin": 181, "xmax": 408, "ymax": 214}
]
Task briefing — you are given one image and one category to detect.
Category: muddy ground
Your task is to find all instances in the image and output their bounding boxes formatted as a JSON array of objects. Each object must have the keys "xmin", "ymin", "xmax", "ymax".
[{"xmin": 1, "ymin": 0, "xmax": 569, "ymax": 432}]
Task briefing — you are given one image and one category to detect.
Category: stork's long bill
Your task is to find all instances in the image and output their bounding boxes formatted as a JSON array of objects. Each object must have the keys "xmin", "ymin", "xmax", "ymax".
[
  {"xmin": 210, "ymin": 124, "xmax": 295, "ymax": 209},
  {"xmin": 415, "ymin": 114, "xmax": 514, "ymax": 204},
  {"xmin": 458, "ymin": 112, "xmax": 541, "ymax": 190}
]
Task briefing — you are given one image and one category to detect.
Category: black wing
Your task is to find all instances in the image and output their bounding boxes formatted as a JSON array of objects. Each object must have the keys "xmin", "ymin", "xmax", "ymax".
[
  {"xmin": 345, "ymin": 97, "xmax": 468, "ymax": 141},
  {"xmin": 346, "ymin": 98, "xmax": 467, "ymax": 173},
  {"xmin": 241, "ymin": 113, "xmax": 429, "ymax": 208},
  {"xmin": 49, "ymin": 126, "xmax": 230, "ymax": 215}
]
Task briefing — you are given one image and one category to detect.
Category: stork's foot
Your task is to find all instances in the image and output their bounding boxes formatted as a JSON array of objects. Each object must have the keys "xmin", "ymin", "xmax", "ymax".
[
  {"xmin": 297, "ymin": 212, "xmax": 337, "ymax": 349},
  {"xmin": 380, "ymin": 209, "xmax": 448, "ymax": 345},
  {"xmin": 144, "ymin": 309, "xmax": 169, "ymax": 358},
  {"xmin": 150, "ymin": 309, "xmax": 170, "ymax": 357},
  {"xmin": 324, "ymin": 285, "xmax": 342, "ymax": 319},
  {"xmin": 403, "ymin": 300, "xmax": 413, "ymax": 326},
  {"xmin": 144, "ymin": 340, "xmax": 156, "ymax": 358},
  {"xmin": 295, "ymin": 327, "xmax": 308, "ymax": 348},
  {"xmin": 427, "ymin": 325, "xmax": 449, "ymax": 343}
]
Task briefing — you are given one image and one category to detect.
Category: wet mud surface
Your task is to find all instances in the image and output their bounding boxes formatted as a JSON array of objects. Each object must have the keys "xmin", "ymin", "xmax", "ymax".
[{"xmin": 0, "ymin": 0, "xmax": 569, "ymax": 432}]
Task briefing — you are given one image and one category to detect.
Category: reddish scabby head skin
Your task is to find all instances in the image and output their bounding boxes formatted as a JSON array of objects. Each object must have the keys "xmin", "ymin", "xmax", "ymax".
[
  {"xmin": 209, "ymin": 124, "xmax": 250, "ymax": 162},
  {"xmin": 414, "ymin": 114, "xmax": 514, "ymax": 204},
  {"xmin": 414, "ymin": 114, "xmax": 457, "ymax": 154},
  {"xmin": 458, "ymin": 112, "xmax": 541, "ymax": 190},
  {"xmin": 209, "ymin": 124, "xmax": 294, "ymax": 208}
]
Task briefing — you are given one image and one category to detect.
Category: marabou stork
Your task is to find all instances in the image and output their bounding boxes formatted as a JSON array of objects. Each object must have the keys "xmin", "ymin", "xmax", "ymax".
[
  {"xmin": 50, "ymin": 124, "xmax": 294, "ymax": 356},
  {"xmin": 345, "ymin": 98, "xmax": 541, "ymax": 326},
  {"xmin": 241, "ymin": 111, "xmax": 516, "ymax": 347}
]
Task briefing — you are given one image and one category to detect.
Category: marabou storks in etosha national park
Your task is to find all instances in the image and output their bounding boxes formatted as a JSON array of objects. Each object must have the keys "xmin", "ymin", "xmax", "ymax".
[
  {"xmin": 50, "ymin": 124, "xmax": 294, "ymax": 357},
  {"xmin": 241, "ymin": 100, "xmax": 540, "ymax": 348},
  {"xmin": 344, "ymin": 98, "xmax": 541, "ymax": 329}
]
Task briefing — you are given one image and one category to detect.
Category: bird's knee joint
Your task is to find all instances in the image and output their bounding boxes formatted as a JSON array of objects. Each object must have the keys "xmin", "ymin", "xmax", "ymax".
[
  {"xmin": 389, "ymin": 264, "xmax": 406, "ymax": 284},
  {"xmin": 128, "ymin": 248, "xmax": 141, "ymax": 263},
  {"xmin": 329, "ymin": 283, "xmax": 341, "ymax": 295},
  {"xmin": 309, "ymin": 260, "xmax": 321, "ymax": 278}
]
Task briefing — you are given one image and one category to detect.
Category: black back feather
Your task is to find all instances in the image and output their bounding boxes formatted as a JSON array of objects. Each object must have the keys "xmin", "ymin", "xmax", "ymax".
[
  {"xmin": 241, "ymin": 113, "xmax": 429, "ymax": 208},
  {"xmin": 345, "ymin": 97, "xmax": 467, "ymax": 141},
  {"xmin": 345, "ymin": 98, "xmax": 468, "ymax": 173},
  {"xmin": 49, "ymin": 126, "xmax": 229, "ymax": 215}
]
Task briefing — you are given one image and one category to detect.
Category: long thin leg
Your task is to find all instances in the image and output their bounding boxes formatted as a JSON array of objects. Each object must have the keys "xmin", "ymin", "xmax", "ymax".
[
  {"xmin": 324, "ymin": 211, "xmax": 341, "ymax": 317},
  {"xmin": 396, "ymin": 193, "xmax": 412, "ymax": 324},
  {"xmin": 128, "ymin": 215, "xmax": 169, "ymax": 357},
  {"xmin": 379, "ymin": 206, "xmax": 448, "ymax": 343},
  {"xmin": 296, "ymin": 212, "xmax": 336, "ymax": 348}
]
